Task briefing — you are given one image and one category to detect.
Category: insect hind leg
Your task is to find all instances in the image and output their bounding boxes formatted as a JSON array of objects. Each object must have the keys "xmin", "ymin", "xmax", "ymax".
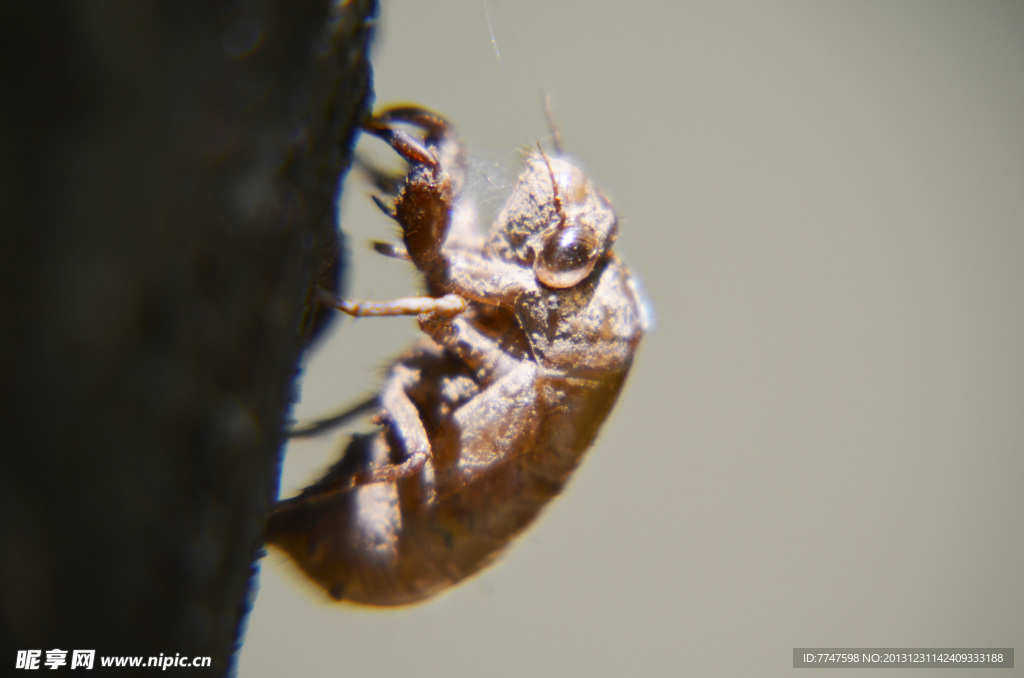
[{"xmin": 288, "ymin": 394, "xmax": 379, "ymax": 439}]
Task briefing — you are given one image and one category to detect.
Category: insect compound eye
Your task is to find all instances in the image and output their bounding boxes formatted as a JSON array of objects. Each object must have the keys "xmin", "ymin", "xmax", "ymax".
[{"xmin": 533, "ymin": 223, "xmax": 600, "ymax": 288}]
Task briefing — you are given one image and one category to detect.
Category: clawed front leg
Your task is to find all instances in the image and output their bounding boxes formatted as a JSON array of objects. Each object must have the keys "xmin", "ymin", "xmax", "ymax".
[
  {"xmin": 368, "ymin": 107, "xmax": 465, "ymax": 191},
  {"xmin": 362, "ymin": 106, "xmax": 538, "ymax": 312},
  {"xmin": 364, "ymin": 106, "xmax": 466, "ymax": 275}
]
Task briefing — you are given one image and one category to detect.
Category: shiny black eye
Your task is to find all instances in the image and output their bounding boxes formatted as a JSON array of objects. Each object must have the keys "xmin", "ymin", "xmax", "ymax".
[{"xmin": 534, "ymin": 225, "xmax": 599, "ymax": 288}]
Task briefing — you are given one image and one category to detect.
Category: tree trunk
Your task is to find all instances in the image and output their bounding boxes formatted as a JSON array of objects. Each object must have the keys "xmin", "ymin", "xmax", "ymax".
[{"xmin": 0, "ymin": 0, "xmax": 376, "ymax": 673}]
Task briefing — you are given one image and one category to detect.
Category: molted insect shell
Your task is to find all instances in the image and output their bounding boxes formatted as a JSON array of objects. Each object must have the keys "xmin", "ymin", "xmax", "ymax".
[
  {"xmin": 271, "ymin": 105, "xmax": 647, "ymax": 607},
  {"xmin": 533, "ymin": 224, "xmax": 600, "ymax": 288}
]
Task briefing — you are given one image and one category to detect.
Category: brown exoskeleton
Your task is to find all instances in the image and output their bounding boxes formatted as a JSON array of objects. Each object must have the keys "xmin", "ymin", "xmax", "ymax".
[{"xmin": 268, "ymin": 106, "xmax": 647, "ymax": 605}]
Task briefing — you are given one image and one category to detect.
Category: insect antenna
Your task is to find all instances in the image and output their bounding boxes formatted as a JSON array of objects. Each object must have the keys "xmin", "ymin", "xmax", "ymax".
[
  {"xmin": 542, "ymin": 92, "xmax": 563, "ymax": 155},
  {"xmin": 537, "ymin": 142, "xmax": 567, "ymax": 230}
]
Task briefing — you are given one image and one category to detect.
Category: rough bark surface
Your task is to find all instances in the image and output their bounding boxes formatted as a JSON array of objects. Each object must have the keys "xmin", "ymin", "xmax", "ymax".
[{"xmin": 0, "ymin": 0, "xmax": 376, "ymax": 673}]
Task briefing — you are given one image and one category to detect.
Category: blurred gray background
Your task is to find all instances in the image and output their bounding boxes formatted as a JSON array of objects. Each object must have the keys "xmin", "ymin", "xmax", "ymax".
[{"xmin": 238, "ymin": 1, "xmax": 1024, "ymax": 675}]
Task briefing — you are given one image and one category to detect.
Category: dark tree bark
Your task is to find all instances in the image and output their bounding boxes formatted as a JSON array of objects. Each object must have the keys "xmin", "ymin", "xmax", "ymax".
[{"xmin": 0, "ymin": 0, "xmax": 376, "ymax": 673}]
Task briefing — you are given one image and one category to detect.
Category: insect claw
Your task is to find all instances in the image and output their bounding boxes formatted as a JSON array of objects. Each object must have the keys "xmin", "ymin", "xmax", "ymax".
[
  {"xmin": 372, "ymin": 241, "xmax": 409, "ymax": 260},
  {"xmin": 372, "ymin": 106, "xmax": 456, "ymax": 143},
  {"xmin": 364, "ymin": 124, "xmax": 438, "ymax": 168},
  {"xmin": 355, "ymin": 156, "xmax": 404, "ymax": 195},
  {"xmin": 370, "ymin": 194, "xmax": 398, "ymax": 220}
]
